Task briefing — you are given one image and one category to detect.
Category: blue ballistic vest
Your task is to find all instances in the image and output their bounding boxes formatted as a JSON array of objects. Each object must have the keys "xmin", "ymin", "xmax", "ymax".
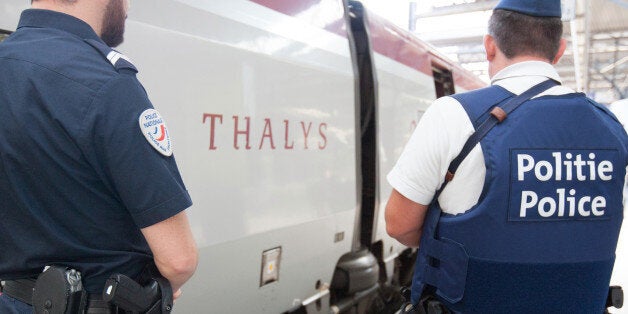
[{"xmin": 411, "ymin": 85, "xmax": 628, "ymax": 313}]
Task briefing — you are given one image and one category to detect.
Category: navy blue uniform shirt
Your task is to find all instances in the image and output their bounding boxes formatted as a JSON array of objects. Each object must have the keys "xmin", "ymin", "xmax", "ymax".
[{"xmin": 0, "ymin": 9, "xmax": 192, "ymax": 293}]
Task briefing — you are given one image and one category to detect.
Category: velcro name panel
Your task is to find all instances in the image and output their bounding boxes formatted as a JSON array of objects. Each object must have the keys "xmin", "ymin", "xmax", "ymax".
[{"xmin": 509, "ymin": 148, "xmax": 621, "ymax": 222}]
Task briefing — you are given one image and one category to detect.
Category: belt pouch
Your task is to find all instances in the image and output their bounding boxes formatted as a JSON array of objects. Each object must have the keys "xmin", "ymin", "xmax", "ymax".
[{"xmin": 32, "ymin": 266, "xmax": 87, "ymax": 314}]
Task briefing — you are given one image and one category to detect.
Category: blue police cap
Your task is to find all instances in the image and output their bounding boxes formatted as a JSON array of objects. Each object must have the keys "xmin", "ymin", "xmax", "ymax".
[{"xmin": 494, "ymin": 0, "xmax": 562, "ymax": 18}]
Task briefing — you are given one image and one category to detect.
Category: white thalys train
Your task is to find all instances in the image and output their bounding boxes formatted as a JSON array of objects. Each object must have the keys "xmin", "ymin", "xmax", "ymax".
[{"xmin": 0, "ymin": 0, "xmax": 486, "ymax": 313}]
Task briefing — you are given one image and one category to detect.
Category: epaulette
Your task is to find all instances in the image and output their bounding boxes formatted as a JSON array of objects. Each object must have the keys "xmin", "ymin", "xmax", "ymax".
[{"xmin": 84, "ymin": 38, "xmax": 138, "ymax": 73}]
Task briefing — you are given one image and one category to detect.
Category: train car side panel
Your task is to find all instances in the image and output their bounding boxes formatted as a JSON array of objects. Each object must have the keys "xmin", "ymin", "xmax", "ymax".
[{"xmin": 123, "ymin": 1, "xmax": 358, "ymax": 311}]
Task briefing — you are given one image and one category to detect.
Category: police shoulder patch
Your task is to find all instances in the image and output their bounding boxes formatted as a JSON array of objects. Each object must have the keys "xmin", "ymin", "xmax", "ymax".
[{"xmin": 139, "ymin": 109, "xmax": 173, "ymax": 157}]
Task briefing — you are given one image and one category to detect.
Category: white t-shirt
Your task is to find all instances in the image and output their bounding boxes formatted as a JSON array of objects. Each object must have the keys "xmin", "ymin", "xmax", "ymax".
[
  {"xmin": 387, "ymin": 61, "xmax": 575, "ymax": 215},
  {"xmin": 609, "ymin": 99, "xmax": 628, "ymax": 134},
  {"xmin": 609, "ymin": 99, "xmax": 628, "ymax": 211}
]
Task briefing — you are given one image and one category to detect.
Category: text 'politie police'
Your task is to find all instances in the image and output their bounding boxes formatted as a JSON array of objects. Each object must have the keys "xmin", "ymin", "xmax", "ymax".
[{"xmin": 511, "ymin": 149, "xmax": 619, "ymax": 220}]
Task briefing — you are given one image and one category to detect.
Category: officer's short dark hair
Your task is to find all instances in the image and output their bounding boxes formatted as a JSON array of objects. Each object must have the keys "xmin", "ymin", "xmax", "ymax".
[{"xmin": 488, "ymin": 9, "xmax": 563, "ymax": 61}]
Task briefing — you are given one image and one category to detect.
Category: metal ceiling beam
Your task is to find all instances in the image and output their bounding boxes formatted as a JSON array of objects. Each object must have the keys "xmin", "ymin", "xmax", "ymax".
[
  {"xmin": 593, "ymin": 29, "xmax": 628, "ymax": 38},
  {"xmin": 570, "ymin": 15, "xmax": 583, "ymax": 91},
  {"xmin": 450, "ymin": 47, "xmax": 628, "ymax": 56},
  {"xmin": 422, "ymin": 35, "xmax": 485, "ymax": 46},
  {"xmin": 439, "ymin": 47, "xmax": 486, "ymax": 54},
  {"xmin": 583, "ymin": 0, "xmax": 592, "ymax": 93},
  {"xmin": 591, "ymin": 29, "xmax": 628, "ymax": 37},
  {"xmin": 600, "ymin": 55, "xmax": 628, "ymax": 74},
  {"xmin": 413, "ymin": 0, "xmax": 499, "ymax": 19}
]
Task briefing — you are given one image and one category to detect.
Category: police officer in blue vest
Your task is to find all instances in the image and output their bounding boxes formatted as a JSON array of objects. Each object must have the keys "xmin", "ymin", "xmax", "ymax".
[
  {"xmin": 386, "ymin": 0, "xmax": 628, "ymax": 312},
  {"xmin": 0, "ymin": 0, "xmax": 198, "ymax": 313}
]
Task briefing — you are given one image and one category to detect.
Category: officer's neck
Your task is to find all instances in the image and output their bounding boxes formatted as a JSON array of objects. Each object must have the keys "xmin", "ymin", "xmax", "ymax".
[
  {"xmin": 489, "ymin": 54, "xmax": 552, "ymax": 79},
  {"xmin": 31, "ymin": 2, "xmax": 106, "ymax": 37}
]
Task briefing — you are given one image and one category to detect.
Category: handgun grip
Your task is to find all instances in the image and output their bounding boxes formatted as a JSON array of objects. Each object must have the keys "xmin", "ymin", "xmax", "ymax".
[{"xmin": 103, "ymin": 274, "xmax": 160, "ymax": 312}]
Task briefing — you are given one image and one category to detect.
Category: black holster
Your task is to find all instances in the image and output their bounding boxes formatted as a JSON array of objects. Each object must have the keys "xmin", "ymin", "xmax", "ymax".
[
  {"xmin": 398, "ymin": 287, "xmax": 449, "ymax": 314},
  {"xmin": 32, "ymin": 266, "xmax": 87, "ymax": 314},
  {"xmin": 102, "ymin": 265, "xmax": 172, "ymax": 314}
]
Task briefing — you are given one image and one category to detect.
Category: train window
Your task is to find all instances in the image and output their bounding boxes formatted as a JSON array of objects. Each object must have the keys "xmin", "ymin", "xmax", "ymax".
[{"xmin": 432, "ymin": 66, "xmax": 456, "ymax": 98}]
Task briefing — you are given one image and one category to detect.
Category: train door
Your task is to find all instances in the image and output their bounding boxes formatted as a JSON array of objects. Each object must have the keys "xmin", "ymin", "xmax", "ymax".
[
  {"xmin": 347, "ymin": 0, "xmax": 378, "ymax": 252},
  {"xmin": 432, "ymin": 65, "xmax": 456, "ymax": 98}
]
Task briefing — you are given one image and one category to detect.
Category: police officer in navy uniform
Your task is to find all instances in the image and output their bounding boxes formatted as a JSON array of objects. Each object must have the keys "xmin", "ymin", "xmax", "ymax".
[
  {"xmin": 0, "ymin": 0, "xmax": 198, "ymax": 313},
  {"xmin": 386, "ymin": 0, "xmax": 628, "ymax": 312}
]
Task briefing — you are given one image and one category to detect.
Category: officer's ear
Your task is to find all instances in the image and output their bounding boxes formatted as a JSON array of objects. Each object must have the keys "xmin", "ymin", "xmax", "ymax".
[
  {"xmin": 551, "ymin": 39, "xmax": 567, "ymax": 64},
  {"xmin": 484, "ymin": 34, "xmax": 497, "ymax": 62}
]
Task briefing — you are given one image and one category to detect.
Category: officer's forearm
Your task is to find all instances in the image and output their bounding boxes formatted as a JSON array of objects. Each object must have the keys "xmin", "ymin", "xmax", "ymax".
[
  {"xmin": 154, "ymin": 256, "xmax": 197, "ymax": 294},
  {"xmin": 141, "ymin": 211, "xmax": 199, "ymax": 296},
  {"xmin": 385, "ymin": 189, "xmax": 429, "ymax": 248},
  {"xmin": 390, "ymin": 229, "xmax": 422, "ymax": 248}
]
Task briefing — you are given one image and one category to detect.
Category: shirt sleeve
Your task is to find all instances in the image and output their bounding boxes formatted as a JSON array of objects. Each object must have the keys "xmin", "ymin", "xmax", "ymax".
[
  {"xmin": 386, "ymin": 96, "xmax": 475, "ymax": 205},
  {"xmin": 83, "ymin": 74, "xmax": 192, "ymax": 228}
]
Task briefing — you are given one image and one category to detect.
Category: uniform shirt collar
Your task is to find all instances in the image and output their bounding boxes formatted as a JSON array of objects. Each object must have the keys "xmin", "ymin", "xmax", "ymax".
[
  {"xmin": 491, "ymin": 61, "xmax": 562, "ymax": 84},
  {"xmin": 17, "ymin": 9, "xmax": 102, "ymax": 43},
  {"xmin": 490, "ymin": 61, "xmax": 563, "ymax": 94}
]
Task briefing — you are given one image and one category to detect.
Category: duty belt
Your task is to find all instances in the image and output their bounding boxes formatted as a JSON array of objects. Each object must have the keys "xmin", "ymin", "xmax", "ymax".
[{"xmin": 1, "ymin": 279, "xmax": 117, "ymax": 314}]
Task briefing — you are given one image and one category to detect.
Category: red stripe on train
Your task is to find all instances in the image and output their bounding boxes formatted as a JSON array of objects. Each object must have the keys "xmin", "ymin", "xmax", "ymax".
[{"xmin": 249, "ymin": 0, "xmax": 485, "ymax": 91}]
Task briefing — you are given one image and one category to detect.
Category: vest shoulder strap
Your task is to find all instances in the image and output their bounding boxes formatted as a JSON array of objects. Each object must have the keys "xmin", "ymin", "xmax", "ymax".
[
  {"xmin": 436, "ymin": 79, "xmax": 559, "ymax": 200},
  {"xmin": 451, "ymin": 85, "xmax": 513, "ymax": 129}
]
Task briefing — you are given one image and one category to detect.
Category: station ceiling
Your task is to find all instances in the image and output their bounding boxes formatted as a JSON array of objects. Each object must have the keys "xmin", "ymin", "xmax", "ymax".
[{"xmin": 411, "ymin": 0, "xmax": 628, "ymax": 104}]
